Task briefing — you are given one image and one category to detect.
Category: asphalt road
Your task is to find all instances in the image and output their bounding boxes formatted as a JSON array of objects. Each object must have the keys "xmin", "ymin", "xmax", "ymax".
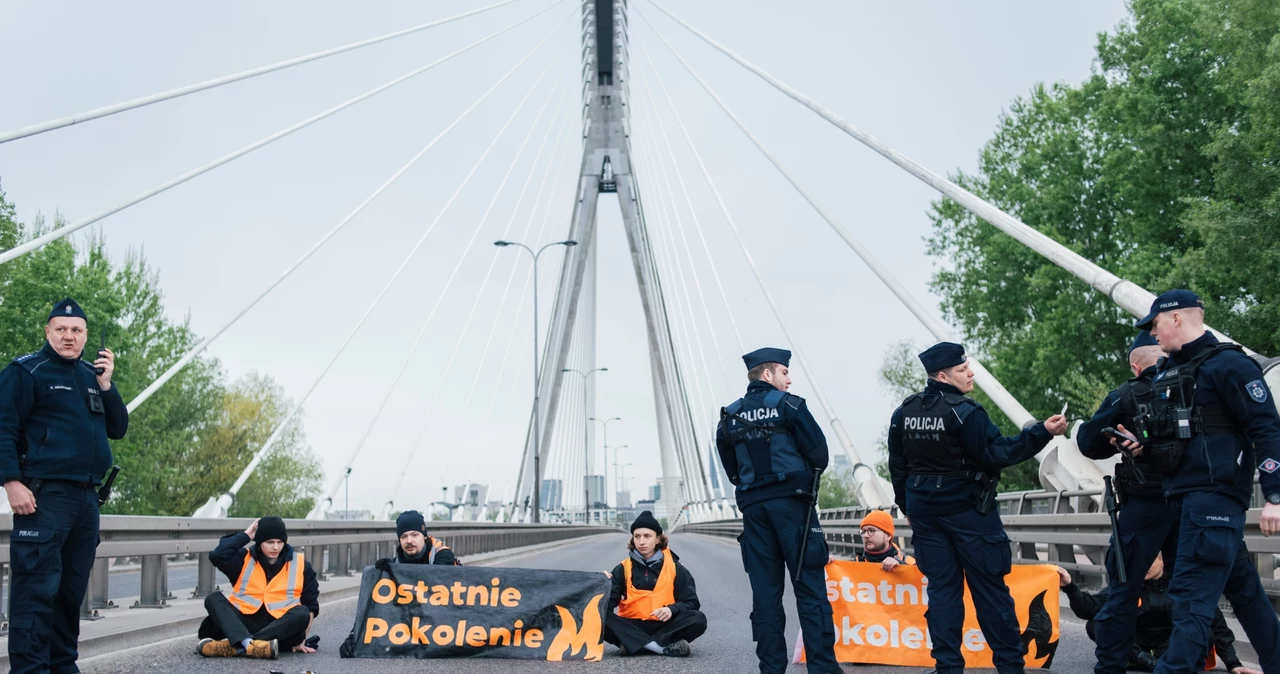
[{"xmin": 75, "ymin": 532, "xmax": 1238, "ymax": 673}]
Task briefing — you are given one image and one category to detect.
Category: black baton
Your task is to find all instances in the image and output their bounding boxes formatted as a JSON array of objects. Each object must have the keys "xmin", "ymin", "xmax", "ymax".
[
  {"xmin": 1103, "ymin": 475, "xmax": 1126, "ymax": 585},
  {"xmin": 98, "ymin": 465, "xmax": 121, "ymax": 506},
  {"xmin": 793, "ymin": 469, "xmax": 822, "ymax": 583}
]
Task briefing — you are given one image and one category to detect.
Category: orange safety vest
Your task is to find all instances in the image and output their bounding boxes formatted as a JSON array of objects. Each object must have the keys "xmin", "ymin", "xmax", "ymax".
[
  {"xmin": 616, "ymin": 551, "xmax": 676, "ymax": 621},
  {"xmin": 226, "ymin": 545, "xmax": 305, "ymax": 619},
  {"xmin": 427, "ymin": 537, "xmax": 454, "ymax": 564}
]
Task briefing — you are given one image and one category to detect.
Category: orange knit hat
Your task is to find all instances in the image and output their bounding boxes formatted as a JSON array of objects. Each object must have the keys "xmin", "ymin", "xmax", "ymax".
[{"xmin": 860, "ymin": 510, "xmax": 895, "ymax": 537}]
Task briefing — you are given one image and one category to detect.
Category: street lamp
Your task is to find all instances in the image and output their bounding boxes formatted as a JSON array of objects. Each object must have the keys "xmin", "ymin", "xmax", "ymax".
[
  {"xmin": 606, "ymin": 444, "xmax": 628, "ymax": 505},
  {"xmin": 565, "ymin": 368, "xmax": 608, "ymax": 522},
  {"xmin": 589, "ymin": 417, "xmax": 622, "ymax": 506},
  {"xmin": 495, "ymin": 238, "xmax": 577, "ymax": 523}
]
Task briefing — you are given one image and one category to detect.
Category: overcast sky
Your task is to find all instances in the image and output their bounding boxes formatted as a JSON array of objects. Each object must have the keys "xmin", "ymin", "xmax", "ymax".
[{"xmin": 0, "ymin": 1, "xmax": 1129, "ymax": 515}]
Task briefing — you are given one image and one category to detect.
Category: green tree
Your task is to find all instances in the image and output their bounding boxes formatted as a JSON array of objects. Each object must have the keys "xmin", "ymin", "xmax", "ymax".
[{"xmin": 818, "ymin": 471, "xmax": 857, "ymax": 509}]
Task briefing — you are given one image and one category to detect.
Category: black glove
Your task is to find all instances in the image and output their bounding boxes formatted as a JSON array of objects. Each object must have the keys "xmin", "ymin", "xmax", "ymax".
[
  {"xmin": 374, "ymin": 558, "xmax": 391, "ymax": 573},
  {"xmin": 305, "ymin": 634, "xmax": 320, "ymax": 650}
]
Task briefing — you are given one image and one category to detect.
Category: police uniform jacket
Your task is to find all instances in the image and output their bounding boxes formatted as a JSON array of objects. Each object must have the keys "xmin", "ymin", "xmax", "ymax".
[
  {"xmin": 887, "ymin": 380, "xmax": 1053, "ymax": 517},
  {"xmin": 209, "ymin": 532, "xmax": 320, "ymax": 617},
  {"xmin": 1159, "ymin": 332, "xmax": 1280, "ymax": 508},
  {"xmin": 0, "ymin": 342, "xmax": 127, "ymax": 485},
  {"xmin": 715, "ymin": 380, "xmax": 828, "ymax": 509},
  {"xmin": 1063, "ymin": 577, "xmax": 1243, "ymax": 670},
  {"xmin": 1077, "ymin": 365, "xmax": 1164, "ymax": 499},
  {"xmin": 606, "ymin": 549, "xmax": 700, "ymax": 617}
]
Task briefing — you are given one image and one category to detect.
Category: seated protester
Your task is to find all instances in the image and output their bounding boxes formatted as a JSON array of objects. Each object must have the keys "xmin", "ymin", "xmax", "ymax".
[
  {"xmin": 605, "ymin": 511, "xmax": 707, "ymax": 658},
  {"xmin": 855, "ymin": 510, "xmax": 915, "ymax": 571},
  {"xmin": 197, "ymin": 517, "xmax": 319, "ymax": 660},
  {"xmin": 1057, "ymin": 557, "xmax": 1257, "ymax": 674},
  {"xmin": 339, "ymin": 510, "xmax": 460, "ymax": 658}
]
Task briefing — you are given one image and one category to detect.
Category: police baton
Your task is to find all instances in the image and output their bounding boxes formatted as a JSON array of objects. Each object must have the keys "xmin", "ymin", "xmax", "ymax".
[
  {"xmin": 793, "ymin": 469, "xmax": 822, "ymax": 583},
  {"xmin": 97, "ymin": 465, "xmax": 121, "ymax": 506},
  {"xmin": 1103, "ymin": 475, "xmax": 1127, "ymax": 585}
]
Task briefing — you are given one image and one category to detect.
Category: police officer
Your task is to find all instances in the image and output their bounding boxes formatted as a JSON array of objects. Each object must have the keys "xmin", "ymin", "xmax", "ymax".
[
  {"xmin": 0, "ymin": 298, "xmax": 127, "ymax": 673},
  {"xmin": 1122, "ymin": 290, "xmax": 1280, "ymax": 673},
  {"xmin": 715, "ymin": 347, "xmax": 839, "ymax": 674},
  {"xmin": 1076, "ymin": 330, "xmax": 1181, "ymax": 674},
  {"xmin": 887, "ymin": 342, "xmax": 1066, "ymax": 674}
]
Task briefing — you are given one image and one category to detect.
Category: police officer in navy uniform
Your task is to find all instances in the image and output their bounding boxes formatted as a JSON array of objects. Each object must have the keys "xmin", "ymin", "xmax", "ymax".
[
  {"xmin": 1119, "ymin": 290, "xmax": 1280, "ymax": 673},
  {"xmin": 887, "ymin": 342, "xmax": 1066, "ymax": 674},
  {"xmin": 0, "ymin": 298, "xmax": 127, "ymax": 674},
  {"xmin": 1076, "ymin": 330, "xmax": 1182, "ymax": 674},
  {"xmin": 714, "ymin": 347, "xmax": 839, "ymax": 674}
]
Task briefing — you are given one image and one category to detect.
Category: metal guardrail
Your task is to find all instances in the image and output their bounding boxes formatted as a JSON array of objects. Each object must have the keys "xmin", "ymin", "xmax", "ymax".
[
  {"xmin": 679, "ymin": 487, "xmax": 1280, "ymax": 606},
  {"xmin": 0, "ymin": 515, "xmax": 614, "ymax": 630}
]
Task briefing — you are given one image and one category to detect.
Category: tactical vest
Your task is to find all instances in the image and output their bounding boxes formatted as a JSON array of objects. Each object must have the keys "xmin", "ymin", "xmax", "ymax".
[
  {"xmin": 1127, "ymin": 343, "xmax": 1243, "ymax": 472},
  {"xmin": 616, "ymin": 552, "xmax": 676, "ymax": 621},
  {"xmin": 899, "ymin": 391, "xmax": 987, "ymax": 478},
  {"xmin": 721, "ymin": 390, "xmax": 808, "ymax": 489},
  {"xmin": 227, "ymin": 545, "xmax": 305, "ymax": 619}
]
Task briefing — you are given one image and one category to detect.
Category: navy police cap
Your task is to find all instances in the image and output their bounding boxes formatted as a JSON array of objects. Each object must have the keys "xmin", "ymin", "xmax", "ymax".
[
  {"xmin": 919, "ymin": 342, "xmax": 966, "ymax": 373},
  {"xmin": 742, "ymin": 347, "xmax": 791, "ymax": 370},
  {"xmin": 1129, "ymin": 330, "xmax": 1158, "ymax": 353},
  {"xmin": 1134, "ymin": 289, "xmax": 1203, "ymax": 330},
  {"xmin": 47, "ymin": 297, "xmax": 87, "ymax": 323}
]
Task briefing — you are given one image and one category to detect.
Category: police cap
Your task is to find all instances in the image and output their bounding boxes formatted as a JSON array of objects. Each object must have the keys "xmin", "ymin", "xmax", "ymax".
[
  {"xmin": 1134, "ymin": 289, "xmax": 1203, "ymax": 330},
  {"xmin": 48, "ymin": 297, "xmax": 87, "ymax": 323},
  {"xmin": 742, "ymin": 347, "xmax": 791, "ymax": 371},
  {"xmin": 918, "ymin": 342, "xmax": 966, "ymax": 373},
  {"xmin": 1129, "ymin": 330, "xmax": 1158, "ymax": 353}
]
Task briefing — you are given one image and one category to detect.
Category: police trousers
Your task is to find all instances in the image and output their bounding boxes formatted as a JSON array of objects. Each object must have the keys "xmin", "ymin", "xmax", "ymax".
[
  {"xmin": 199, "ymin": 591, "xmax": 311, "ymax": 651},
  {"xmin": 8, "ymin": 481, "xmax": 99, "ymax": 674},
  {"xmin": 1091, "ymin": 494, "xmax": 1179, "ymax": 674},
  {"xmin": 911, "ymin": 508, "xmax": 1025, "ymax": 674},
  {"xmin": 1155, "ymin": 491, "xmax": 1280, "ymax": 674},
  {"xmin": 603, "ymin": 610, "xmax": 707, "ymax": 653},
  {"xmin": 738, "ymin": 498, "xmax": 838, "ymax": 674}
]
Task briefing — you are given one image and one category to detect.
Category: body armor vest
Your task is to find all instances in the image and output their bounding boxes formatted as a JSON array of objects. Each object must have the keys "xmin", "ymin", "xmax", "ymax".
[
  {"xmin": 1126, "ymin": 343, "xmax": 1242, "ymax": 472},
  {"xmin": 900, "ymin": 392, "xmax": 986, "ymax": 477},
  {"xmin": 721, "ymin": 390, "xmax": 808, "ymax": 489}
]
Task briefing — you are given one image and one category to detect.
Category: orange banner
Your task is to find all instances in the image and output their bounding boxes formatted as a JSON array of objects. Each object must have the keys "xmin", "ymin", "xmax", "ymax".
[{"xmin": 795, "ymin": 561, "xmax": 1059, "ymax": 668}]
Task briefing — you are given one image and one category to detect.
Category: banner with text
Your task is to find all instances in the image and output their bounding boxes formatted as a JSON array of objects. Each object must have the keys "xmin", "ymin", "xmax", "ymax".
[
  {"xmin": 347, "ymin": 563, "xmax": 609, "ymax": 661},
  {"xmin": 795, "ymin": 561, "xmax": 1059, "ymax": 668}
]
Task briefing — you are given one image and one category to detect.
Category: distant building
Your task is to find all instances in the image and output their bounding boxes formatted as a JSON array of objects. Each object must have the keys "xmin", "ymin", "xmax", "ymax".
[
  {"xmin": 648, "ymin": 483, "xmax": 662, "ymax": 502},
  {"xmin": 540, "ymin": 479, "xmax": 563, "ymax": 511},
  {"xmin": 585, "ymin": 475, "xmax": 607, "ymax": 507},
  {"xmin": 616, "ymin": 490, "xmax": 631, "ymax": 509},
  {"xmin": 831, "ymin": 454, "xmax": 854, "ymax": 479}
]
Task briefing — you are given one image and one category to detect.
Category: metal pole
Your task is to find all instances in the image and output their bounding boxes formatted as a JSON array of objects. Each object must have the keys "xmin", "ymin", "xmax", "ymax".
[
  {"xmin": 582, "ymin": 375, "xmax": 590, "ymax": 521},
  {"xmin": 532, "ymin": 252, "xmax": 542, "ymax": 523}
]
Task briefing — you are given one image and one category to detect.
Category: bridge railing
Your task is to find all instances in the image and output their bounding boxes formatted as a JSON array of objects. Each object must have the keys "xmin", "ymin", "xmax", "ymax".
[
  {"xmin": 0, "ymin": 515, "xmax": 614, "ymax": 629},
  {"xmin": 678, "ymin": 487, "xmax": 1280, "ymax": 605}
]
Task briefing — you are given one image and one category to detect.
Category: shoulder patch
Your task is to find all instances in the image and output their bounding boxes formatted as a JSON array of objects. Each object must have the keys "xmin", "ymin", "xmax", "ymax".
[
  {"xmin": 1246, "ymin": 380, "xmax": 1269, "ymax": 404},
  {"xmin": 952, "ymin": 399, "xmax": 980, "ymax": 424},
  {"xmin": 12, "ymin": 352, "xmax": 47, "ymax": 373},
  {"xmin": 784, "ymin": 394, "xmax": 802, "ymax": 410}
]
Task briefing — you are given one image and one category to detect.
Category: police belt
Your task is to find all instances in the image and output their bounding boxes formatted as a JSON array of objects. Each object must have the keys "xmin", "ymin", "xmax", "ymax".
[
  {"xmin": 912, "ymin": 470, "xmax": 995, "ymax": 484},
  {"xmin": 22, "ymin": 477, "xmax": 95, "ymax": 490}
]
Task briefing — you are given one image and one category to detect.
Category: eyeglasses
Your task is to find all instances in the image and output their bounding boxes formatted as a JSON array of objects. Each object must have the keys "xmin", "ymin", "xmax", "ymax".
[{"xmin": 859, "ymin": 528, "xmax": 881, "ymax": 536}]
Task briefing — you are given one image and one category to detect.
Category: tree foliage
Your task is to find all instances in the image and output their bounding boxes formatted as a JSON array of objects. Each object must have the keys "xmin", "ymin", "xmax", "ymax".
[
  {"xmin": 927, "ymin": 0, "xmax": 1280, "ymax": 432},
  {"xmin": 0, "ymin": 184, "xmax": 321, "ymax": 516}
]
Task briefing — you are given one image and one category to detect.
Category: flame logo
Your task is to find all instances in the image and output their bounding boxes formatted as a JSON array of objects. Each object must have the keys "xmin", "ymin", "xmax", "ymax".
[
  {"xmin": 1020, "ymin": 590, "xmax": 1058, "ymax": 668},
  {"xmin": 546, "ymin": 593, "xmax": 605, "ymax": 662}
]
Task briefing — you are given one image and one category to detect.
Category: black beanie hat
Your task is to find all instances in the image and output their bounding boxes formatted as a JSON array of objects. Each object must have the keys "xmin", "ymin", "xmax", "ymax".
[
  {"xmin": 254, "ymin": 516, "xmax": 288, "ymax": 544},
  {"xmin": 397, "ymin": 510, "xmax": 428, "ymax": 538},
  {"xmin": 631, "ymin": 510, "xmax": 662, "ymax": 535}
]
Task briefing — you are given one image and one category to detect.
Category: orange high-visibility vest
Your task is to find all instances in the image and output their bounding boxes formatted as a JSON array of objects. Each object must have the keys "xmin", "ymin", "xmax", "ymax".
[
  {"xmin": 226, "ymin": 545, "xmax": 305, "ymax": 619},
  {"xmin": 617, "ymin": 551, "xmax": 676, "ymax": 621},
  {"xmin": 427, "ymin": 537, "xmax": 454, "ymax": 564}
]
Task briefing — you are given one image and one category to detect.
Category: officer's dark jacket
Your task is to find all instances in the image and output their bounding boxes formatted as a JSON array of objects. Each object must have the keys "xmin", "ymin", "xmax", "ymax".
[
  {"xmin": 210, "ymin": 531, "xmax": 320, "ymax": 617},
  {"xmin": 1078, "ymin": 365, "xmax": 1164, "ymax": 499},
  {"xmin": 1063, "ymin": 578, "xmax": 1242, "ymax": 670},
  {"xmin": 887, "ymin": 380, "xmax": 1052, "ymax": 516},
  {"xmin": 1159, "ymin": 332, "xmax": 1280, "ymax": 507},
  {"xmin": 715, "ymin": 380, "xmax": 828, "ymax": 509},
  {"xmin": 0, "ymin": 342, "xmax": 127, "ymax": 485},
  {"xmin": 384, "ymin": 538, "xmax": 458, "ymax": 566},
  {"xmin": 607, "ymin": 549, "xmax": 700, "ymax": 617}
]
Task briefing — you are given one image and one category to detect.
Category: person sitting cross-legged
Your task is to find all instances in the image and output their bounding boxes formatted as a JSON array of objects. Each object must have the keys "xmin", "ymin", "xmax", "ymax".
[
  {"xmin": 605, "ymin": 511, "xmax": 708, "ymax": 657},
  {"xmin": 855, "ymin": 510, "xmax": 915, "ymax": 571},
  {"xmin": 196, "ymin": 516, "xmax": 319, "ymax": 659}
]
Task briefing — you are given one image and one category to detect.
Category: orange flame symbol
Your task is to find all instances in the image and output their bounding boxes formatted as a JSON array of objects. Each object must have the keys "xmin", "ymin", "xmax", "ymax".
[{"xmin": 546, "ymin": 593, "xmax": 605, "ymax": 662}]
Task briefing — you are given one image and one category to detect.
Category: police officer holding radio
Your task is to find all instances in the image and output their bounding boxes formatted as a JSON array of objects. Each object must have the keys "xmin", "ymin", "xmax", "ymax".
[
  {"xmin": 1115, "ymin": 290, "xmax": 1280, "ymax": 673},
  {"xmin": 1076, "ymin": 330, "xmax": 1181, "ymax": 674},
  {"xmin": 0, "ymin": 298, "xmax": 127, "ymax": 674},
  {"xmin": 715, "ymin": 347, "xmax": 839, "ymax": 674},
  {"xmin": 887, "ymin": 342, "xmax": 1066, "ymax": 674}
]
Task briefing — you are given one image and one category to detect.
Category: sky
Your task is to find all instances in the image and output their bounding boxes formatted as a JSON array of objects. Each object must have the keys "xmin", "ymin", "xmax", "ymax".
[{"xmin": 0, "ymin": 1, "xmax": 1130, "ymax": 515}]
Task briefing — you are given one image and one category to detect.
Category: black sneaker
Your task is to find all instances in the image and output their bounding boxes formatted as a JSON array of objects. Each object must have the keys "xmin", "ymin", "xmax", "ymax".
[{"xmin": 662, "ymin": 640, "xmax": 691, "ymax": 657}]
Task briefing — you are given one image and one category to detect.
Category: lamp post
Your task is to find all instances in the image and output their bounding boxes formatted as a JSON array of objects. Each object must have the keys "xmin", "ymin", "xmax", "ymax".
[
  {"xmin": 589, "ymin": 416, "xmax": 622, "ymax": 507},
  {"xmin": 495, "ymin": 240, "xmax": 577, "ymax": 524},
  {"xmin": 606, "ymin": 444, "xmax": 628, "ymax": 504},
  {"xmin": 565, "ymin": 369, "xmax": 608, "ymax": 523}
]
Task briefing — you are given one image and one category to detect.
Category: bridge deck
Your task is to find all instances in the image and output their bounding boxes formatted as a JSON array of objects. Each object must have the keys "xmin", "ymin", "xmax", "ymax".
[{"xmin": 75, "ymin": 532, "xmax": 1177, "ymax": 673}]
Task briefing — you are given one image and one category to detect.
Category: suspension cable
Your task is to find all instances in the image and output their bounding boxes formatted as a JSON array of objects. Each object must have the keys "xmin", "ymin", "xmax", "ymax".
[
  {"xmin": 0, "ymin": 0, "xmax": 566, "ymax": 267},
  {"xmin": 128, "ymin": 8, "xmax": 569, "ymax": 414},
  {"xmin": 0, "ymin": 0, "xmax": 528, "ymax": 144},
  {"xmin": 210, "ymin": 12, "xmax": 573, "ymax": 507}
]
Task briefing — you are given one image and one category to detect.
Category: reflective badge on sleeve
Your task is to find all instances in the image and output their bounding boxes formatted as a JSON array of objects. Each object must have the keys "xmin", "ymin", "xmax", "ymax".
[
  {"xmin": 1261, "ymin": 459, "xmax": 1280, "ymax": 474},
  {"xmin": 1247, "ymin": 380, "xmax": 1269, "ymax": 404}
]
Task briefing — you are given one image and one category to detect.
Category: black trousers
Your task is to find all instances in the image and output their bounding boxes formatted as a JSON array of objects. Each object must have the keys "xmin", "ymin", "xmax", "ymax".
[
  {"xmin": 199, "ymin": 591, "xmax": 311, "ymax": 651},
  {"xmin": 603, "ymin": 610, "xmax": 707, "ymax": 653}
]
